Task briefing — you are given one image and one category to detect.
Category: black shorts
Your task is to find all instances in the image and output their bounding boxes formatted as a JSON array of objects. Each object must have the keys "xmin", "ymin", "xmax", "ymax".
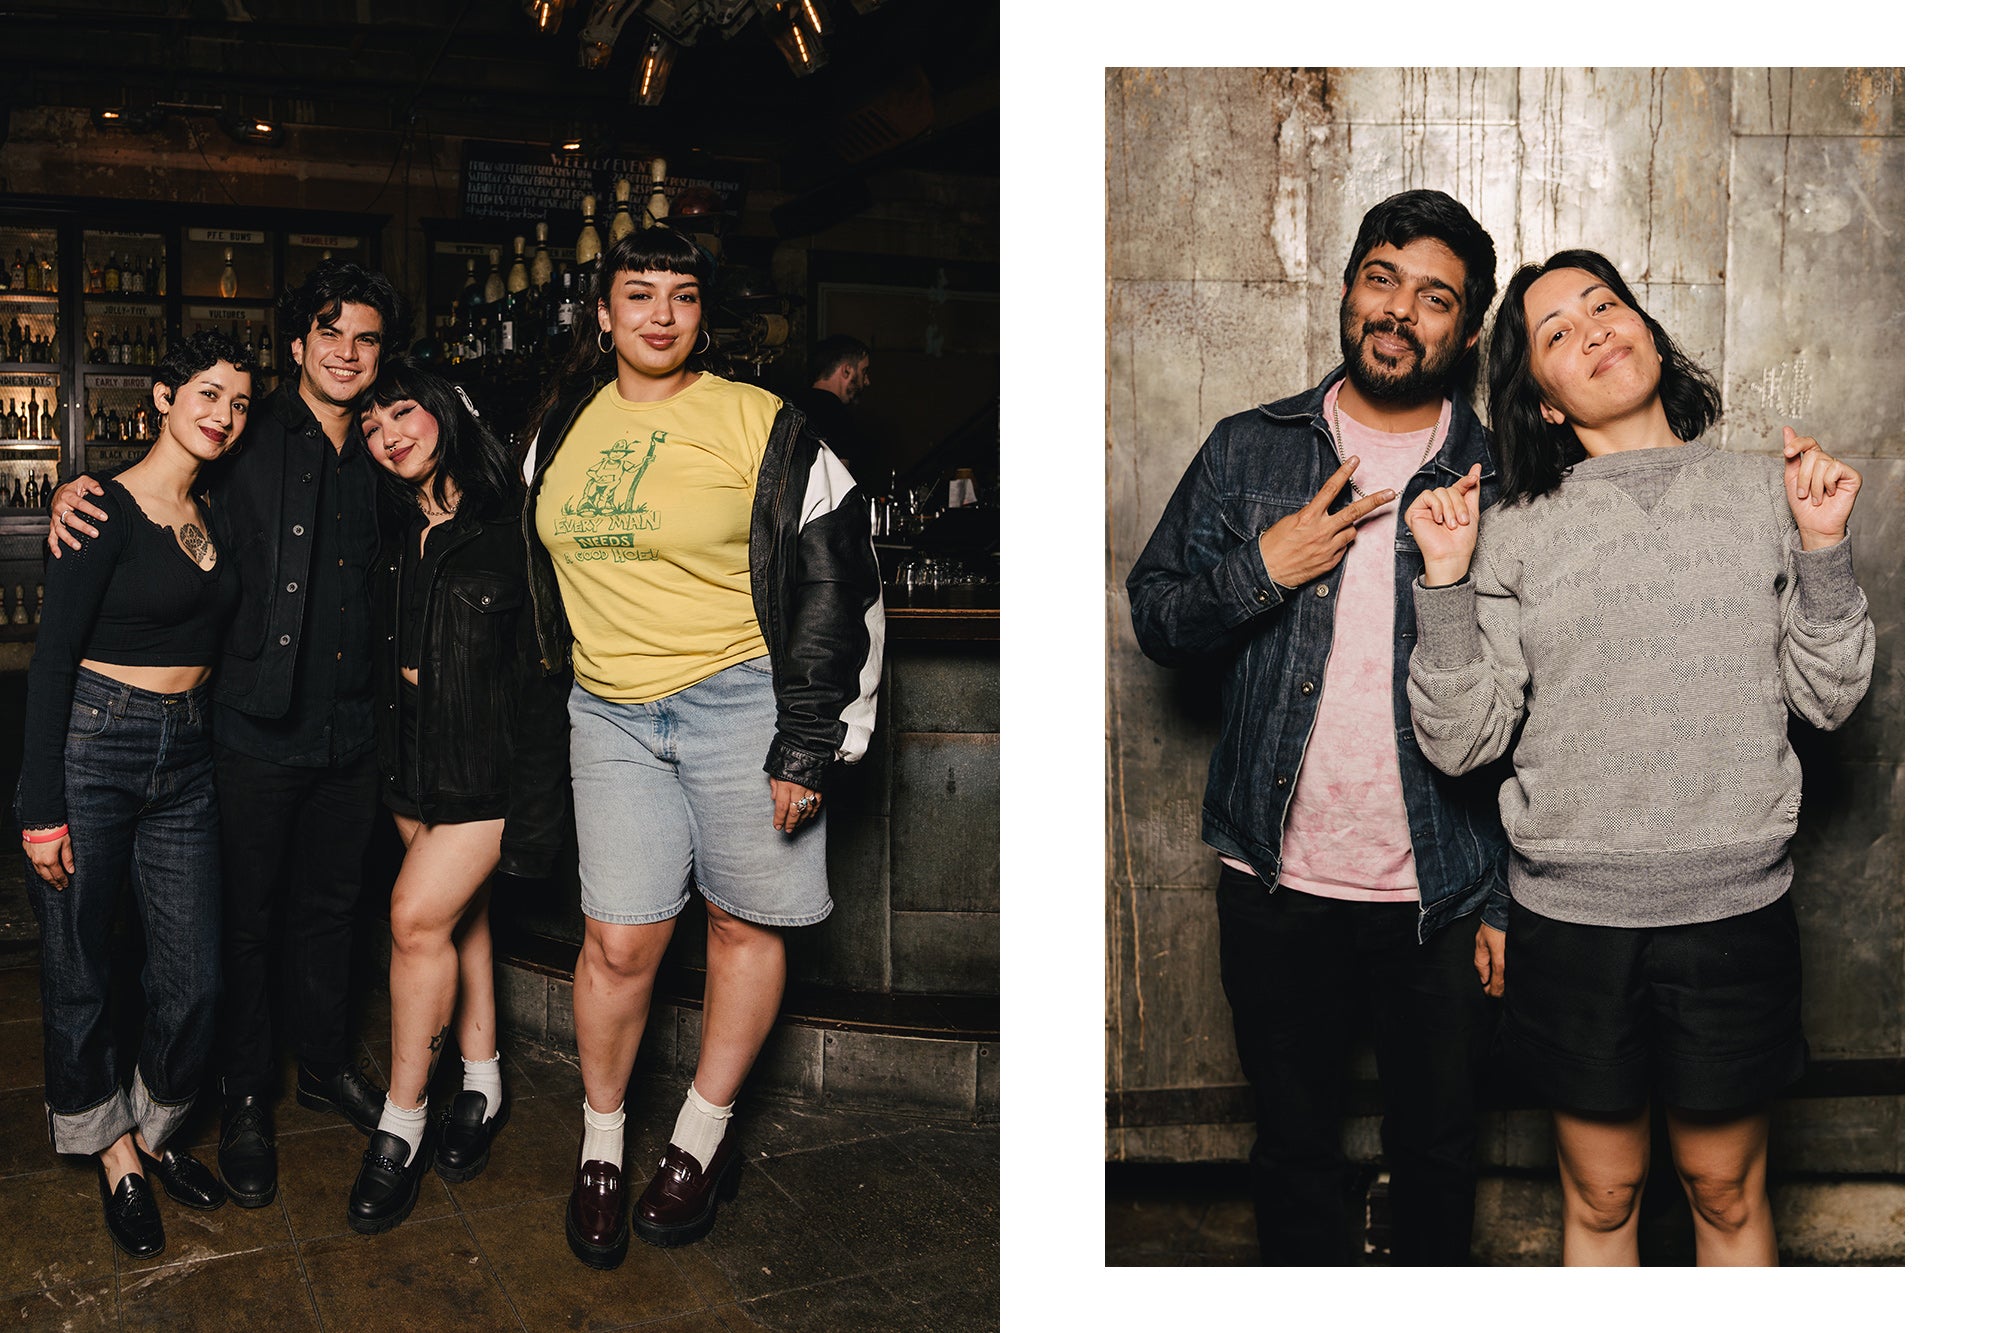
[{"xmin": 1503, "ymin": 895, "xmax": 1807, "ymax": 1115}]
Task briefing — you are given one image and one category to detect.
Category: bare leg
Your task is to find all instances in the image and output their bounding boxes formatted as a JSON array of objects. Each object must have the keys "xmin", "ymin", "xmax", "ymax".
[
  {"xmin": 1666, "ymin": 1105, "xmax": 1779, "ymax": 1266},
  {"xmin": 1552, "ymin": 1107, "xmax": 1650, "ymax": 1266},
  {"xmin": 453, "ymin": 883, "xmax": 498, "ymax": 1063},
  {"xmin": 101, "ymin": 1132, "xmax": 143, "ymax": 1184},
  {"xmin": 689, "ymin": 900, "xmax": 787, "ymax": 1107},
  {"xmin": 574, "ymin": 917, "xmax": 676, "ymax": 1114},
  {"xmin": 386, "ymin": 815, "xmax": 503, "ymax": 1111}
]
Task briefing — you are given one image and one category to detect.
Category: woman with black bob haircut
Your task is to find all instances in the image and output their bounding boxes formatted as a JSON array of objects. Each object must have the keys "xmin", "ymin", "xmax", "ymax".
[
  {"xmin": 523, "ymin": 225, "xmax": 882, "ymax": 1268},
  {"xmin": 18, "ymin": 329, "xmax": 253, "ymax": 1258},
  {"xmin": 1401, "ymin": 249, "xmax": 1876, "ymax": 1264},
  {"xmin": 342, "ymin": 360, "xmax": 568, "ymax": 1235}
]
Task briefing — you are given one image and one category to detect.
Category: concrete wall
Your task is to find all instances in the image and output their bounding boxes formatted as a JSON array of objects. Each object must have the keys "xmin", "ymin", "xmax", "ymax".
[{"xmin": 1106, "ymin": 68, "xmax": 1904, "ymax": 1191}]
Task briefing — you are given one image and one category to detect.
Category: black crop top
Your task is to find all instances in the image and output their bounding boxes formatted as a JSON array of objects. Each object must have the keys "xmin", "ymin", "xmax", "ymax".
[{"xmin": 16, "ymin": 480, "xmax": 241, "ymax": 828}]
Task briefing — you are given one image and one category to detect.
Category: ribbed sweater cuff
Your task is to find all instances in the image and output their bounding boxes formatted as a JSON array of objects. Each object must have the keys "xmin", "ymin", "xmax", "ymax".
[
  {"xmin": 1410, "ymin": 575, "xmax": 1478, "ymax": 668},
  {"xmin": 1791, "ymin": 535, "xmax": 1865, "ymax": 623}
]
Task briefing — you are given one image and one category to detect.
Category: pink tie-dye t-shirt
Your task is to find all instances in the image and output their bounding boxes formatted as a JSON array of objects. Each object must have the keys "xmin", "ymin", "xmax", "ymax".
[{"xmin": 1224, "ymin": 382, "xmax": 1449, "ymax": 900}]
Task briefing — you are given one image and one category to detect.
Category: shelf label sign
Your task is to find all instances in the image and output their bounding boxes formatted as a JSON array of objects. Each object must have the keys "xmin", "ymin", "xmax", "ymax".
[
  {"xmin": 437, "ymin": 241, "xmax": 498, "ymax": 258},
  {"xmin": 0, "ymin": 373, "xmax": 58, "ymax": 389},
  {"xmin": 188, "ymin": 228, "xmax": 266, "ymax": 245},
  {"xmin": 184, "ymin": 305, "xmax": 268, "ymax": 324},
  {"xmin": 83, "ymin": 372, "xmax": 152, "ymax": 389},
  {"xmin": 87, "ymin": 229, "xmax": 158, "ymax": 240},
  {"xmin": 86, "ymin": 444, "xmax": 149, "ymax": 470},
  {"xmin": 291, "ymin": 234, "xmax": 361, "ymax": 250},
  {"xmin": 93, "ymin": 303, "xmax": 163, "ymax": 318}
]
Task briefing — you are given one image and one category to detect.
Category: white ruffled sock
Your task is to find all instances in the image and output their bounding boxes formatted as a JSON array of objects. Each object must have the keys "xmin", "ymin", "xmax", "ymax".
[
  {"xmin": 580, "ymin": 1098, "xmax": 625, "ymax": 1168},
  {"xmin": 374, "ymin": 1096, "xmax": 428, "ymax": 1167},
  {"xmin": 668, "ymin": 1086, "xmax": 733, "ymax": 1172},
  {"xmin": 461, "ymin": 1055, "xmax": 502, "ymax": 1122}
]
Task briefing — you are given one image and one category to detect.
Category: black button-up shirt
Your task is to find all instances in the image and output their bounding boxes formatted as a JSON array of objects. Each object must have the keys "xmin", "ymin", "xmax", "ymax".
[{"xmin": 213, "ymin": 404, "xmax": 378, "ymax": 767}]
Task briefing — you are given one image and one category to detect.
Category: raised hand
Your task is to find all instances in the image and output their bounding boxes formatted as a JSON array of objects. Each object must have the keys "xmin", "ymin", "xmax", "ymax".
[
  {"xmin": 1406, "ymin": 462, "xmax": 1482, "ymax": 586},
  {"xmin": 1255, "ymin": 455, "xmax": 1399, "ymax": 590},
  {"xmin": 1781, "ymin": 426, "xmax": 1861, "ymax": 551}
]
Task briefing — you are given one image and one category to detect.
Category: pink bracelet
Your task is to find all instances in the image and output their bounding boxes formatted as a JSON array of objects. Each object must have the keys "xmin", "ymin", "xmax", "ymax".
[{"xmin": 21, "ymin": 825, "xmax": 68, "ymax": 844}]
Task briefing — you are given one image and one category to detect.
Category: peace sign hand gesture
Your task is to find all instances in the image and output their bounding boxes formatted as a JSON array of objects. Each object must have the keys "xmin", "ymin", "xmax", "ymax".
[
  {"xmin": 1782, "ymin": 426, "xmax": 1862, "ymax": 552},
  {"xmin": 1255, "ymin": 455, "xmax": 1399, "ymax": 589}
]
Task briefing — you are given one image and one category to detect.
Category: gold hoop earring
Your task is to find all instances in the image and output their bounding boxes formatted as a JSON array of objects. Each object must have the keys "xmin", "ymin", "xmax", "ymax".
[{"xmin": 597, "ymin": 329, "xmax": 614, "ymax": 354}]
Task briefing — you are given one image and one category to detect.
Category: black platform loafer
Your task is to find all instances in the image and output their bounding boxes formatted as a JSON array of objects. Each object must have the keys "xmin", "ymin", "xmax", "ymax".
[
  {"xmin": 140, "ymin": 1147, "xmax": 226, "ymax": 1211},
  {"xmin": 99, "ymin": 1170, "xmax": 165, "ymax": 1259},
  {"xmin": 347, "ymin": 1130, "xmax": 427, "ymax": 1235},
  {"xmin": 433, "ymin": 1091, "xmax": 510, "ymax": 1184},
  {"xmin": 218, "ymin": 1095, "xmax": 277, "ymax": 1208},
  {"xmin": 298, "ymin": 1061, "xmax": 387, "ymax": 1136}
]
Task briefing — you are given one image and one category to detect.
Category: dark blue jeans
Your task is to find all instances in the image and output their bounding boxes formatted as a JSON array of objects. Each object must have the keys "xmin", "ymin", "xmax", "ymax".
[
  {"xmin": 1216, "ymin": 864, "xmax": 1496, "ymax": 1265},
  {"xmin": 26, "ymin": 669, "xmax": 220, "ymax": 1156}
]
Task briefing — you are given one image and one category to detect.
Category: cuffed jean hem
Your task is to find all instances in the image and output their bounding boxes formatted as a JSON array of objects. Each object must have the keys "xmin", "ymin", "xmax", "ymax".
[
  {"xmin": 580, "ymin": 900, "xmax": 692, "ymax": 927},
  {"xmin": 49, "ymin": 1088, "xmax": 134, "ymax": 1157}
]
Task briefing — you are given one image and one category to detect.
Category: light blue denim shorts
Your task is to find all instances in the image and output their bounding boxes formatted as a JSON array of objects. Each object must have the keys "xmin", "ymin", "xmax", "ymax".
[{"xmin": 568, "ymin": 657, "xmax": 832, "ymax": 928}]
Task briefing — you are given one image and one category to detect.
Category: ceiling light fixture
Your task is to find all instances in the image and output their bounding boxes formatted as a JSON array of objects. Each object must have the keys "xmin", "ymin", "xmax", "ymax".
[
  {"xmin": 630, "ymin": 28, "xmax": 678, "ymax": 106},
  {"xmin": 522, "ymin": 0, "xmax": 568, "ymax": 34},
  {"xmin": 762, "ymin": 0, "xmax": 828, "ymax": 77}
]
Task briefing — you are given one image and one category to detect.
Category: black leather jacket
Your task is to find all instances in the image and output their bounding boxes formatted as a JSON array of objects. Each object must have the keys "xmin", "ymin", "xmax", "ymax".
[
  {"xmin": 369, "ymin": 503, "xmax": 570, "ymax": 878},
  {"xmin": 522, "ymin": 377, "xmax": 884, "ymax": 790}
]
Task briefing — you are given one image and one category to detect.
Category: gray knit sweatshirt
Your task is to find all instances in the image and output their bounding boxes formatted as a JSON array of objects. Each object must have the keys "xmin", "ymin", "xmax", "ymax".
[{"xmin": 1407, "ymin": 442, "xmax": 1874, "ymax": 928}]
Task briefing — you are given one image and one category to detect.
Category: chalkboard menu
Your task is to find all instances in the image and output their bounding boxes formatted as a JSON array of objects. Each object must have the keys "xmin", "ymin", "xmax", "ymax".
[{"xmin": 459, "ymin": 140, "xmax": 741, "ymax": 225}]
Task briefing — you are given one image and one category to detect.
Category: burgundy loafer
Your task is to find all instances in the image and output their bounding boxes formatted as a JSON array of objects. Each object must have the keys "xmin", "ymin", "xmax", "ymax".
[
  {"xmin": 632, "ymin": 1125, "xmax": 742, "ymax": 1248},
  {"xmin": 565, "ymin": 1158, "xmax": 629, "ymax": 1269}
]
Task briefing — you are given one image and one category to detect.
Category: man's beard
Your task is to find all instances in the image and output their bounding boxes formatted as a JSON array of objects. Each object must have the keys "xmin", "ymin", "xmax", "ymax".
[{"xmin": 1338, "ymin": 303, "xmax": 1463, "ymax": 407}]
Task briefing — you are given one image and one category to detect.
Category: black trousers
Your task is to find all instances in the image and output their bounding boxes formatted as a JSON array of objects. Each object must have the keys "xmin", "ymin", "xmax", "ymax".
[
  {"xmin": 1215, "ymin": 864, "xmax": 1496, "ymax": 1265},
  {"xmin": 211, "ymin": 743, "xmax": 379, "ymax": 1097}
]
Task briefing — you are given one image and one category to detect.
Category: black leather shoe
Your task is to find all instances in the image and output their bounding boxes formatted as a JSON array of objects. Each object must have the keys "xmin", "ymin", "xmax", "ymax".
[
  {"xmin": 140, "ymin": 1147, "xmax": 226, "ymax": 1211},
  {"xmin": 99, "ymin": 1170, "xmax": 165, "ymax": 1259},
  {"xmin": 433, "ymin": 1091, "xmax": 509, "ymax": 1184},
  {"xmin": 347, "ymin": 1129, "xmax": 428, "ymax": 1235},
  {"xmin": 218, "ymin": 1095, "xmax": 277, "ymax": 1208},
  {"xmin": 298, "ymin": 1062, "xmax": 387, "ymax": 1136}
]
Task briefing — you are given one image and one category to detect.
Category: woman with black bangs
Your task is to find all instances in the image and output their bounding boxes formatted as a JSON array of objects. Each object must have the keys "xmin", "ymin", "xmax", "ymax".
[
  {"xmin": 523, "ymin": 227, "xmax": 882, "ymax": 1268},
  {"xmin": 1401, "ymin": 249, "xmax": 1875, "ymax": 1264},
  {"xmin": 342, "ymin": 360, "xmax": 568, "ymax": 1234}
]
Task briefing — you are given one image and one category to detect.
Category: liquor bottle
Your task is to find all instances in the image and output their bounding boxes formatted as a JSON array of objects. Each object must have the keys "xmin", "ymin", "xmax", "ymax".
[
  {"xmin": 609, "ymin": 178, "xmax": 636, "ymax": 244},
  {"xmin": 219, "ymin": 247, "xmax": 239, "ymax": 298},
  {"xmin": 41, "ymin": 250, "xmax": 56, "ymax": 294},
  {"xmin": 530, "ymin": 222, "xmax": 554, "ymax": 291},
  {"xmin": 88, "ymin": 329, "xmax": 106, "ymax": 364},
  {"xmin": 575, "ymin": 194, "xmax": 603, "ymax": 268},
  {"xmin": 146, "ymin": 322, "xmax": 159, "ymax": 365},
  {"xmin": 483, "ymin": 248, "xmax": 505, "ymax": 306},
  {"xmin": 645, "ymin": 158, "xmax": 671, "ymax": 229},
  {"xmin": 9, "ymin": 251, "xmax": 24, "ymax": 290},
  {"xmin": 8, "ymin": 477, "xmax": 22, "ymax": 507},
  {"xmin": 26, "ymin": 391, "xmax": 39, "ymax": 439},
  {"xmin": 39, "ymin": 473, "xmax": 53, "ymax": 507},
  {"xmin": 102, "ymin": 251, "xmax": 120, "ymax": 292},
  {"xmin": 553, "ymin": 269, "xmax": 579, "ymax": 337},
  {"xmin": 23, "ymin": 250, "xmax": 41, "ymax": 292},
  {"xmin": 258, "ymin": 329, "xmax": 273, "ymax": 369}
]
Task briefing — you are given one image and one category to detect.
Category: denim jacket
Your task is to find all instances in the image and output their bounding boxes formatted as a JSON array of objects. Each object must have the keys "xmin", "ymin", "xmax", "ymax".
[{"xmin": 1126, "ymin": 365, "xmax": 1511, "ymax": 940}]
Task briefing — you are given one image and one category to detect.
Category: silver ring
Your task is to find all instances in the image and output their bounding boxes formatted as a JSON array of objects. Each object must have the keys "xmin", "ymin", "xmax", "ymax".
[{"xmin": 793, "ymin": 797, "xmax": 812, "ymax": 812}]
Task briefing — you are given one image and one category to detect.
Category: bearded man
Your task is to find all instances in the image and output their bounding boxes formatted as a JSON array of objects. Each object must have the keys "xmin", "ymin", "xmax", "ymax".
[{"xmin": 1126, "ymin": 189, "xmax": 1510, "ymax": 1265}]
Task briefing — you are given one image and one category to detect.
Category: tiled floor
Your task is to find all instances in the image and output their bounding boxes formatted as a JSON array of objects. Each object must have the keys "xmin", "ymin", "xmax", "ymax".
[
  {"xmin": 0, "ymin": 933, "xmax": 997, "ymax": 1331},
  {"xmin": 1105, "ymin": 1165, "xmax": 1384, "ymax": 1267}
]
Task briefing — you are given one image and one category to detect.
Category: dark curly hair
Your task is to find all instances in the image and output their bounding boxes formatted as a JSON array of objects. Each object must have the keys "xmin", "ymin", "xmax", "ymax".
[
  {"xmin": 359, "ymin": 361, "xmax": 518, "ymax": 524},
  {"xmin": 152, "ymin": 328, "xmax": 257, "ymax": 399},
  {"xmin": 1486, "ymin": 249, "xmax": 1722, "ymax": 506},
  {"xmin": 278, "ymin": 259, "xmax": 410, "ymax": 362}
]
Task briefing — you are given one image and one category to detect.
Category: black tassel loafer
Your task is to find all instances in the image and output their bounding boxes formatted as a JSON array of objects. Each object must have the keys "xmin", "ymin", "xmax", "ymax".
[
  {"xmin": 433, "ymin": 1091, "xmax": 510, "ymax": 1184},
  {"xmin": 140, "ymin": 1147, "xmax": 227, "ymax": 1211},
  {"xmin": 99, "ymin": 1170, "xmax": 165, "ymax": 1259}
]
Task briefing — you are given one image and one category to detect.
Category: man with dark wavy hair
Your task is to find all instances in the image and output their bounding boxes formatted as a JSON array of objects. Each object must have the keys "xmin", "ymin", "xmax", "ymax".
[
  {"xmin": 50, "ymin": 261, "xmax": 410, "ymax": 1208},
  {"xmin": 1127, "ymin": 190, "xmax": 1509, "ymax": 1265}
]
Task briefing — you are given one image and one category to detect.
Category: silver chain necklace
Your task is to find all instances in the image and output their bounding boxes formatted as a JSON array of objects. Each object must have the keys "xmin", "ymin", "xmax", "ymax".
[{"xmin": 1328, "ymin": 381, "xmax": 1444, "ymax": 470}]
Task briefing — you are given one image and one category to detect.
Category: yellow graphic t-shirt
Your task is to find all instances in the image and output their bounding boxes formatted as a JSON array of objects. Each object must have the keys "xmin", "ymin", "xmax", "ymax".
[{"xmin": 535, "ymin": 374, "xmax": 779, "ymax": 702}]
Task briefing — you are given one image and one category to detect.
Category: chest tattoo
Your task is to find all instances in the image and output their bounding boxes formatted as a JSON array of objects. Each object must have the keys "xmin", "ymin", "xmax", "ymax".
[{"xmin": 178, "ymin": 523, "xmax": 216, "ymax": 570}]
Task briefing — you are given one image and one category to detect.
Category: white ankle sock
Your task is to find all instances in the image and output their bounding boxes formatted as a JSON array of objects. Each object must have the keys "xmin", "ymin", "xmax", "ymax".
[
  {"xmin": 668, "ymin": 1087, "xmax": 733, "ymax": 1173},
  {"xmin": 375, "ymin": 1096, "xmax": 428, "ymax": 1166},
  {"xmin": 581, "ymin": 1098, "xmax": 625, "ymax": 1167},
  {"xmin": 461, "ymin": 1055, "xmax": 502, "ymax": 1122}
]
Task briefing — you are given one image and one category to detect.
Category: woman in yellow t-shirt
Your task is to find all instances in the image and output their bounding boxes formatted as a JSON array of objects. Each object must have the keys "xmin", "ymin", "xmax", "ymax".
[{"xmin": 521, "ymin": 228, "xmax": 883, "ymax": 1268}]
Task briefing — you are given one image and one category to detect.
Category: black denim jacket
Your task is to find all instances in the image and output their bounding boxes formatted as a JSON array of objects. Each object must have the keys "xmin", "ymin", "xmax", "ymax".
[{"xmin": 1127, "ymin": 365, "xmax": 1512, "ymax": 938}]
